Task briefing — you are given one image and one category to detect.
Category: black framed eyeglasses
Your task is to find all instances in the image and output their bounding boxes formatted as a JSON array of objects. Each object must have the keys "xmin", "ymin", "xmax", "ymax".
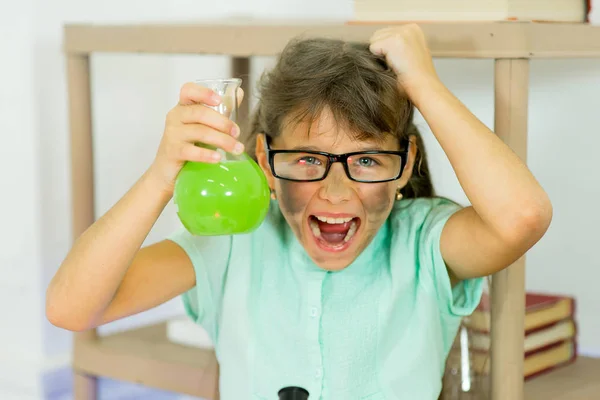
[{"xmin": 265, "ymin": 136, "xmax": 409, "ymax": 183}]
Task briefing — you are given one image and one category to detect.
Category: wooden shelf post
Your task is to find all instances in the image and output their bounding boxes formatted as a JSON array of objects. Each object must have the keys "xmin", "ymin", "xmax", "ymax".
[
  {"xmin": 490, "ymin": 58, "xmax": 530, "ymax": 400},
  {"xmin": 232, "ymin": 56, "xmax": 251, "ymax": 126},
  {"xmin": 66, "ymin": 53, "xmax": 99, "ymax": 400}
]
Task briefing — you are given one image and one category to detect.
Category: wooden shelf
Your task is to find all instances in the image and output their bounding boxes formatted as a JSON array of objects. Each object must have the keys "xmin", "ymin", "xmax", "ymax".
[
  {"xmin": 75, "ymin": 322, "xmax": 599, "ymax": 400},
  {"xmin": 64, "ymin": 19, "xmax": 600, "ymax": 400},
  {"xmin": 64, "ymin": 21, "xmax": 600, "ymax": 59},
  {"xmin": 524, "ymin": 355, "xmax": 600, "ymax": 400},
  {"xmin": 73, "ymin": 323, "xmax": 218, "ymax": 398}
]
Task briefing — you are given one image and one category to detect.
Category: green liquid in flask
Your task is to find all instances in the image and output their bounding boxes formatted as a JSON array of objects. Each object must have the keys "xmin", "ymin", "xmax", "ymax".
[{"xmin": 174, "ymin": 157, "xmax": 270, "ymax": 236}]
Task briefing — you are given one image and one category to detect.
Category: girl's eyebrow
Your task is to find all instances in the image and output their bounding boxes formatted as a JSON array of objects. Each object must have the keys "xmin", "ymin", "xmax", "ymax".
[
  {"xmin": 289, "ymin": 145, "xmax": 322, "ymax": 152},
  {"xmin": 289, "ymin": 144, "xmax": 387, "ymax": 153}
]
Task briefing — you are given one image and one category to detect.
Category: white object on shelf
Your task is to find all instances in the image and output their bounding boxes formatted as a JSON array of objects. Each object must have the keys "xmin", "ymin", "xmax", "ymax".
[
  {"xmin": 590, "ymin": 0, "xmax": 599, "ymax": 25},
  {"xmin": 166, "ymin": 317, "xmax": 214, "ymax": 349}
]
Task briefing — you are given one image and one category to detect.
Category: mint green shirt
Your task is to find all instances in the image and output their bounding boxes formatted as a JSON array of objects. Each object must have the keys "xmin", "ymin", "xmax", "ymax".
[{"xmin": 168, "ymin": 197, "xmax": 483, "ymax": 400}]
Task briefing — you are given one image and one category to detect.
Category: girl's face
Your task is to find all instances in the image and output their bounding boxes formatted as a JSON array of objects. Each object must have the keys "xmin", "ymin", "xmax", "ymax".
[{"xmin": 256, "ymin": 109, "xmax": 416, "ymax": 271}]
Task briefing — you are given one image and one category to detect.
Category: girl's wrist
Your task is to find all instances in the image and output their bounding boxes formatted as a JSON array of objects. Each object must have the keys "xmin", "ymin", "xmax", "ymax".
[
  {"xmin": 401, "ymin": 74, "xmax": 445, "ymax": 108},
  {"xmin": 142, "ymin": 164, "xmax": 175, "ymax": 201}
]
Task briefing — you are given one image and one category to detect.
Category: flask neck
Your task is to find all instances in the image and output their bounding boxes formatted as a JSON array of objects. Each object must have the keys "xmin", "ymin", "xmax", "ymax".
[
  {"xmin": 278, "ymin": 386, "xmax": 309, "ymax": 400},
  {"xmin": 194, "ymin": 78, "xmax": 243, "ymax": 161},
  {"xmin": 196, "ymin": 78, "xmax": 241, "ymax": 123}
]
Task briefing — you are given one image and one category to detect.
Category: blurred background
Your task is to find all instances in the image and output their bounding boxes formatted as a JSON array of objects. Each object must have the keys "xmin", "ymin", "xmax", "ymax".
[{"xmin": 1, "ymin": 0, "xmax": 599, "ymax": 399}]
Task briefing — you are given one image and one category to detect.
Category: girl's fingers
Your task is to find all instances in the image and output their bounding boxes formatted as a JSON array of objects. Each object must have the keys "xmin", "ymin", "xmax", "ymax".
[
  {"xmin": 180, "ymin": 143, "xmax": 223, "ymax": 163},
  {"xmin": 180, "ymin": 124, "xmax": 244, "ymax": 155},
  {"xmin": 369, "ymin": 27, "xmax": 396, "ymax": 44},
  {"xmin": 237, "ymin": 87, "xmax": 244, "ymax": 107},
  {"xmin": 178, "ymin": 82, "xmax": 221, "ymax": 106},
  {"xmin": 369, "ymin": 41, "xmax": 386, "ymax": 56},
  {"xmin": 176, "ymin": 104, "xmax": 239, "ymax": 138}
]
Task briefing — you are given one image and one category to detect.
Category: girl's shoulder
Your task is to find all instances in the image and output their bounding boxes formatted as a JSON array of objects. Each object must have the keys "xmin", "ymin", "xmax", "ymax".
[
  {"xmin": 388, "ymin": 196, "xmax": 463, "ymax": 237},
  {"xmin": 391, "ymin": 196, "xmax": 462, "ymax": 218}
]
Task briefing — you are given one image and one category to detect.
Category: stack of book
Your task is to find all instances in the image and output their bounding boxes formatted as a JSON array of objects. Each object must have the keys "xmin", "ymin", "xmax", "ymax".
[
  {"xmin": 352, "ymin": 0, "xmax": 591, "ymax": 23},
  {"xmin": 454, "ymin": 292, "xmax": 578, "ymax": 381}
]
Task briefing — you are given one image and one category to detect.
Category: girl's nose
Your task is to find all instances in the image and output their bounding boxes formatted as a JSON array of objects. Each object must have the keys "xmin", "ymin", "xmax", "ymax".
[{"xmin": 318, "ymin": 164, "xmax": 353, "ymax": 204}]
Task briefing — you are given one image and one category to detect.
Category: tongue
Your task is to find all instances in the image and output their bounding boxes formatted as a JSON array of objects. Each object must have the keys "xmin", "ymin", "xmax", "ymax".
[{"xmin": 317, "ymin": 220, "xmax": 351, "ymax": 244}]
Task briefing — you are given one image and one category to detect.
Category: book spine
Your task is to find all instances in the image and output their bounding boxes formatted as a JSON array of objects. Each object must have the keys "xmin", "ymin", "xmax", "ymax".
[{"xmin": 524, "ymin": 341, "xmax": 578, "ymax": 381}]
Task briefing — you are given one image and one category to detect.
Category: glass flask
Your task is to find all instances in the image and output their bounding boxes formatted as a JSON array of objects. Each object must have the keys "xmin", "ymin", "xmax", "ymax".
[
  {"xmin": 173, "ymin": 78, "xmax": 270, "ymax": 236},
  {"xmin": 441, "ymin": 321, "xmax": 490, "ymax": 399}
]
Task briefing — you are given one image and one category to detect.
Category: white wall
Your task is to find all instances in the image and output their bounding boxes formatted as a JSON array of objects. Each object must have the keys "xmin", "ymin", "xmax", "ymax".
[
  {"xmin": 420, "ymin": 57, "xmax": 600, "ymax": 358},
  {"xmin": 0, "ymin": 0, "xmax": 46, "ymax": 397},
  {"xmin": 526, "ymin": 58, "xmax": 600, "ymax": 356},
  {"xmin": 1, "ymin": 0, "xmax": 599, "ymax": 396}
]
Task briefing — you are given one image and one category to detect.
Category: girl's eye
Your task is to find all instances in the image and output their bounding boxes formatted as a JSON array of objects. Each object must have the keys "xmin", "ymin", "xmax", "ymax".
[
  {"xmin": 298, "ymin": 156, "xmax": 321, "ymax": 165},
  {"xmin": 356, "ymin": 157, "xmax": 378, "ymax": 167}
]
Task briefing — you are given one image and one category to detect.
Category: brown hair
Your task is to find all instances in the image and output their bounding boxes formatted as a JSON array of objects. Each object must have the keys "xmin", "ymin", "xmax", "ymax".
[{"xmin": 244, "ymin": 36, "xmax": 435, "ymax": 199}]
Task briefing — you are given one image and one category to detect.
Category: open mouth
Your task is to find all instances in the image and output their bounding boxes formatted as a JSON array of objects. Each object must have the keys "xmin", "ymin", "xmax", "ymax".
[{"xmin": 308, "ymin": 215, "xmax": 361, "ymax": 252}]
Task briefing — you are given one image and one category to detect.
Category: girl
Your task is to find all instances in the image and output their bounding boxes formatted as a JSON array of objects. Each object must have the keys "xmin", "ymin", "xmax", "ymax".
[{"xmin": 46, "ymin": 25, "xmax": 552, "ymax": 399}]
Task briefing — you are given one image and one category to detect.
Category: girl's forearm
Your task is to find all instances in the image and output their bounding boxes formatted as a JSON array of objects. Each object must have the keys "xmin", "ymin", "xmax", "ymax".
[
  {"xmin": 46, "ymin": 168, "xmax": 172, "ymax": 330},
  {"xmin": 408, "ymin": 78, "xmax": 552, "ymax": 239}
]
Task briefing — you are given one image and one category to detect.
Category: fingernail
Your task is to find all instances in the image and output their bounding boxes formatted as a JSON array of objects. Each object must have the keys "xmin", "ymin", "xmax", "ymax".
[
  {"xmin": 212, "ymin": 152, "xmax": 221, "ymax": 161},
  {"xmin": 231, "ymin": 124, "xmax": 240, "ymax": 138},
  {"xmin": 211, "ymin": 92, "xmax": 221, "ymax": 104},
  {"xmin": 233, "ymin": 142, "xmax": 244, "ymax": 155}
]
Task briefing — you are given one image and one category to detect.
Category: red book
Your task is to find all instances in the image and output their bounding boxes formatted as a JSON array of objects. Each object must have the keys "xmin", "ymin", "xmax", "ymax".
[
  {"xmin": 463, "ymin": 292, "xmax": 576, "ymax": 334},
  {"xmin": 460, "ymin": 338, "xmax": 578, "ymax": 380},
  {"xmin": 468, "ymin": 318, "xmax": 577, "ymax": 354}
]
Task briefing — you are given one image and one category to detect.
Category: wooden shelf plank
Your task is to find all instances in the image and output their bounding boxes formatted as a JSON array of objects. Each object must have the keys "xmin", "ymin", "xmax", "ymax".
[
  {"xmin": 63, "ymin": 21, "xmax": 600, "ymax": 59},
  {"xmin": 528, "ymin": 22, "xmax": 600, "ymax": 58},
  {"xmin": 524, "ymin": 356, "xmax": 600, "ymax": 400},
  {"xmin": 73, "ymin": 322, "xmax": 600, "ymax": 399},
  {"xmin": 73, "ymin": 323, "xmax": 218, "ymax": 398}
]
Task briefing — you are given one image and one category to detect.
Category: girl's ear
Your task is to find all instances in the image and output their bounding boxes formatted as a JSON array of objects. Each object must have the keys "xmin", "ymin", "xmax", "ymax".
[
  {"xmin": 255, "ymin": 134, "xmax": 276, "ymax": 189},
  {"xmin": 399, "ymin": 135, "xmax": 418, "ymax": 185}
]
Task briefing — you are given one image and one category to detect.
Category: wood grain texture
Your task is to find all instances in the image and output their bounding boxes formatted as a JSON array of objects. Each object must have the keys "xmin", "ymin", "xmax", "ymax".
[
  {"xmin": 489, "ymin": 58, "xmax": 530, "ymax": 400},
  {"xmin": 73, "ymin": 371, "xmax": 98, "ymax": 400},
  {"xmin": 73, "ymin": 323, "xmax": 600, "ymax": 399},
  {"xmin": 67, "ymin": 54, "xmax": 100, "ymax": 399},
  {"xmin": 74, "ymin": 324, "xmax": 218, "ymax": 398},
  {"xmin": 63, "ymin": 21, "xmax": 600, "ymax": 59},
  {"xmin": 524, "ymin": 356, "xmax": 600, "ymax": 400}
]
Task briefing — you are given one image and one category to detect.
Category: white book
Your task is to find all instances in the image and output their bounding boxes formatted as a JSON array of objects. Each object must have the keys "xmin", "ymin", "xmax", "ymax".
[
  {"xmin": 166, "ymin": 317, "xmax": 214, "ymax": 349},
  {"xmin": 353, "ymin": 0, "xmax": 589, "ymax": 22},
  {"xmin": 590, "ymin": 0, "xmax": 600, "ymax": 24}
]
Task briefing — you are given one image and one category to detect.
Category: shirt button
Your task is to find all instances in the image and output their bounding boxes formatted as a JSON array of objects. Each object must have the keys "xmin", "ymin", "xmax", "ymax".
[
  {"xmin": 310, "ymin": 307, "xmax": 319, "ymax": 318},
  {"xmin": 315, "ymin": 368, "xmax": 322, "ymax": 379}
]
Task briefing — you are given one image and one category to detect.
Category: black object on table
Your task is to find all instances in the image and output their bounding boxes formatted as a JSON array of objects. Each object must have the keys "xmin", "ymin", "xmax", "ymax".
[{"xmin": 278, "ymin": 386, "xmax": 310, "ymax": 400}]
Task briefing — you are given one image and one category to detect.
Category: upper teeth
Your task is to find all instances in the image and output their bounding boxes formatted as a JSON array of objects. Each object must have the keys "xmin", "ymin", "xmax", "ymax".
[
  {"xmin": 309, "ymin": 218, "xmax": 358, "ymax": 243},
  {"xmin": 315, "ymin": 216, "xmax": 353, "ymax": 224}
]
